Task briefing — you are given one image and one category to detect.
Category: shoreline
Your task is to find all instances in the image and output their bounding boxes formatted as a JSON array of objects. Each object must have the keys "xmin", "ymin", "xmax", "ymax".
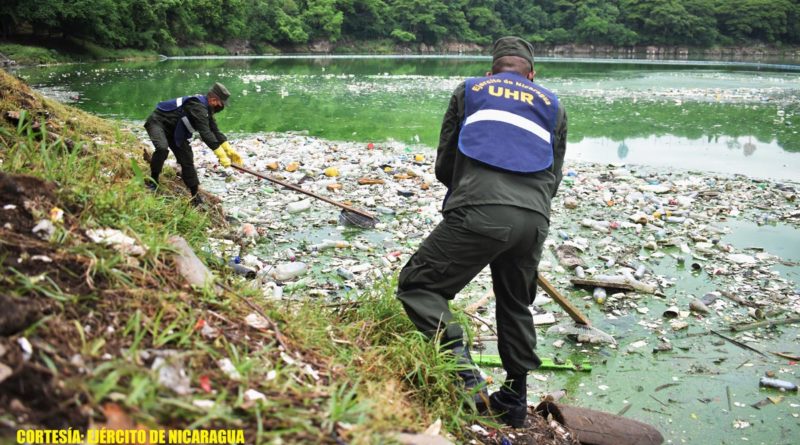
[{"xmin": 4, "ymin": 39, "xmax": 800, "ymax": 67}]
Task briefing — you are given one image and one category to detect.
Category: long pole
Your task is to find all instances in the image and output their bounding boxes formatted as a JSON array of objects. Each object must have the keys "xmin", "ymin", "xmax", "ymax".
[
  {"xmin": 537, "ymin": 275, "xmax": 592, "ymax": 325},
  {"xmin": 231, "ymin": 164, "xmax": 376, "ymax": 220}
]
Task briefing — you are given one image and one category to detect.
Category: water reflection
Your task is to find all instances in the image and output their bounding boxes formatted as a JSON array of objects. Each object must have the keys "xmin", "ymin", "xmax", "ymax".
[
  {"xmin": 617, "ymin": 140, "xmax": 629, "ymax": 160},
  {"xmin": 570, "ymin": 134, "xmax": 799, "ymax": 181}
]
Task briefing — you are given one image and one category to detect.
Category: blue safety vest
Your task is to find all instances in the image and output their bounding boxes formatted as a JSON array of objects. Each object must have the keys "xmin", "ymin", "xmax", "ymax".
[
  {"xmin": 458, "ymin": 72, "xmax": 559, "ymax": 173},
  {"xmin": 155, "ymin": 95, "xmax": 208, "ymax": 147}
]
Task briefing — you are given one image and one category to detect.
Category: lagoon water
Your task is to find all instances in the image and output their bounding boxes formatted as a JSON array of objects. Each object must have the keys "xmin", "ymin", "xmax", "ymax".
[
  {"xmin": 15, "ymin": 56, "xmax": 800, "ymax": 181},
  {"xmin": 15, "ymin": 57, "xmax": 800, "ymax": 444}
]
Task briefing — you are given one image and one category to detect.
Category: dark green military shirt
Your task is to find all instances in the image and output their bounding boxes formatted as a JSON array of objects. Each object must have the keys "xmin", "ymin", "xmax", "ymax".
[
  {"xmin": 150, "ymin": 98, "xmax": 227, "ymax": 150},
  {"xmin": 435, "ymin": 80, "xmax": 567, "ymax": 221}
]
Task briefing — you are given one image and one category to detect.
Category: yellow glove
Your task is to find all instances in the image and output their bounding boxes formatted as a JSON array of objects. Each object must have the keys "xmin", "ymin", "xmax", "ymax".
[
  {"xmin": 220, "ymin": 141, "xmax": 243, "ymax": 165},
  {"xmin": 213, "ymin": 146, "xmax": 231, "ymax": 167}
]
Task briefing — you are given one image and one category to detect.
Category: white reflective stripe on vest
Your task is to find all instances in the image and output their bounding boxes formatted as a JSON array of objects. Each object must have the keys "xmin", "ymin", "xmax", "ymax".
[
  {"xmin": 181, "ymin": 116, "xmax": 196, "ymax": 134},
  {"xmin": 464, "ymin": 109, "xmax": 551, "ymax": 144},
  {"xmin": 176, "ymin": 97, "xmax": 184, "ymax": 107}
]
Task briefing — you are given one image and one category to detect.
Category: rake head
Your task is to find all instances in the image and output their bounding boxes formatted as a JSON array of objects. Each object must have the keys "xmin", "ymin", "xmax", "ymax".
[
  {"xmin": 546, "ymin": 322, "xmax": 616, "ymax": 345},
  {"xmin": 338, "ymin": 209, "xmax": 378, "ymax": 229}
]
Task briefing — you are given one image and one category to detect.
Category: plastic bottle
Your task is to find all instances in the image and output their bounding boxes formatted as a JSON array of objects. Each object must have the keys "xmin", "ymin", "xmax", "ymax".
[
  {"xmin": 759, "ymin": 377, "xmax": 798, "ymax": 392},
  {"xmin": 593, "ymin": 287, "xmax": 607, "ymax": 304},
  {"xmin": 575, "ymin": 266, "xmax": 586, "ymax": 279},
  {"xmin": 336, "ymin": 268, "xmax": 355, "ymax": 280},
  {"xmin": 310, "ymin": 239, "xmax": 349, "ymax": 251},
  {"xmin": 228, "ymin": 260, "xmax": 256, "ymax": 279},
  {"xmin": 287, "ymin": 199, "xmax": 312, "ymax": 213},
  {"xmin": 272, "ymin": 262, "xmax": 307, "ymax": 281}
]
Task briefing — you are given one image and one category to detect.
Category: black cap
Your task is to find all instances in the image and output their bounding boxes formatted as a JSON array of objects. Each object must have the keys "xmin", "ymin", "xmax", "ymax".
[
  {"xmin": 208, "ymin": 82, "xmax": 230, "ymax": 105},
  {"xmin": 492, "ymin": 36, "xmax": 534, "ymax": 70}
]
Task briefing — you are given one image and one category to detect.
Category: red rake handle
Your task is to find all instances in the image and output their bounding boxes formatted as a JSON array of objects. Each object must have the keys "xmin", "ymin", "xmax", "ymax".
[{"xmin": 231, "ymin": 164, "xmax": 376, "ymax": 220}]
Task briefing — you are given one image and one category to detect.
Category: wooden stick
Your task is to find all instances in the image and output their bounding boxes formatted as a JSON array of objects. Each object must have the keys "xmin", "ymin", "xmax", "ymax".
[
  {"xmin": 570, "ymin": 275, "xmax": 660, "ymax": 295},
  {"xmin": 771, "ymin": 351, "xmax": 800, "ymax": 361},
  {"xmin": 232, "ymin": 164, "xmax": 376, "ymax": 220},
  {"xmin": 709, "ymin": 329, "xmax": 768, "ymax": 357},
  {"xmin": 726, "ymin": 386, "xmax": 733, "ymax": 412},
  {"xmin": 719, "ymin": 290, "xmax": 759, "ymax": 308},
  {"xmin": 465, "ymin": 288, "xmax": 495, "ymax": 314},
  {"xmin": 649, "ymin": 394, "xmax": 669, "ymax": 408},
  {"xmin": 729, "ymin": 316, "xmax": 800, "ymax": 332},
  {"xmin": 538, "ymin": 275, "xmax": 592, "ymax": 325},
  {"xmin": 219, "ymin": 282, "xmax": 291, "ymax": 352}
]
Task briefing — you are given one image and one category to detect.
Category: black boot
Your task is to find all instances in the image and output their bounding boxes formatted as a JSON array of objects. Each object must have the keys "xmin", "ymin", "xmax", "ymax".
[
  {"xmin": 189, "ymin": 185, "xmax": 203, "ymax": 207},
  {"xmin": 451, "ymin": 345, "xmax": 489, "ymax": 411},
  {"xmin": 145, "ymin": 177, "xmax": 158, "ymax": 192},
  {"xmin": 190, "ymin": 193, "xmax": 204, "ymax": 207},
  {"xmin": 488, "ymin": 375, "xmax": 528, "ymax": 428}
]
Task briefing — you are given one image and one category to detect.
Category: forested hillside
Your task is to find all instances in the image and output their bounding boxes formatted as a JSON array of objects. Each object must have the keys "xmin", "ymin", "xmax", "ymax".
[{"xmin": 1, "ymin": 0, "xmax": 799, "ymax": 53}]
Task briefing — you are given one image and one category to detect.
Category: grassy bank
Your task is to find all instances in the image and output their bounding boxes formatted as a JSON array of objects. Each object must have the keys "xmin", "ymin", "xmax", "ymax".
[
  {"xmin": 0, "ymin": 69, "xmax": 570, "ymax": 443},
  {"xmin": 0, "ymin": 39, "xmax": 159, "ymax": 65}
]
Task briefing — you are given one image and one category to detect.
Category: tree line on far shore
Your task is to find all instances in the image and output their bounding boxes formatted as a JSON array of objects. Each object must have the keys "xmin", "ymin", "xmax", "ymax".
[{"xmin": 1, "ymin": 0, "xmax": 798, "ymax": 53}]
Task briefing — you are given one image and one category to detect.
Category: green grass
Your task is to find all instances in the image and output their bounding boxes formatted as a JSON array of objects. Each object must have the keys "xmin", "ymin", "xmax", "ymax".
[
  {"xmin": 0, "ymin": 43, "xmax": 70, "ymax": 64},
  {"xmin": 162, "ymin": 43, "xmax": 230, "ymax": 57},
  {"xmin": 1, "ymin": 39, "xmax": 158, "ymax": 64}
]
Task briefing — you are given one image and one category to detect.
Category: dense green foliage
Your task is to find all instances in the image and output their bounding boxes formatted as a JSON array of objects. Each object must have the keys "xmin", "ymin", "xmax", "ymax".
[{"xmin": 1, "ymin": 0, "xmax": 799, "ymax": 51}]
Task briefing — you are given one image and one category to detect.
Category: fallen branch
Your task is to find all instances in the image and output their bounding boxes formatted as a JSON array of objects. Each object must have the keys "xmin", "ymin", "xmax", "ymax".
[
  {"xmin": 218, "ymin": 282, "xmax": 291, "ymax": 352},
  {"xmin": 770, "ymin": 351, "xmax": 800, "ymax": 361},
  {"xmin": 729, "ymin": 316, "xmax": 800, "ymax": 332},
  {"xmin": 719, "ymin": 291, "xmax": 760, "ymax": 309},
  {"xmin": 464, "ymin": 288, "xmax": 494, "ymax": 314},
  {"xmin": 709, "ymin": 330, "xmax": 768, "ymax": 357},
  {"xmin": 463, "ymin": 311, "xmax": 498, "ymax": 337},
  {"xmin": 571, "ymin": 275, "xmax": 661, "ymax": 295},
  {"xmin": 649, "ymin": 394, "xmax": 669, "ymax": 408}
]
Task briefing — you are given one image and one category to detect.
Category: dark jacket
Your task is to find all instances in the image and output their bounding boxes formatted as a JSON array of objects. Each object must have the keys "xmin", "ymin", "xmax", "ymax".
[
  {"xmin": 435, "ymin": 80, "xmax": 567, "ymax": 221},
  {"xmin": 148, "ymin": 98, "xmax": 227, "ymax": 150}
]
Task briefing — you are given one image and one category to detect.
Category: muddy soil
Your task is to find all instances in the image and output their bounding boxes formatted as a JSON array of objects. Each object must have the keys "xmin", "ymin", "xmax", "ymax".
[{"xmin": 0, "ymin": 172, "xmax": 92, "ymax": 429}]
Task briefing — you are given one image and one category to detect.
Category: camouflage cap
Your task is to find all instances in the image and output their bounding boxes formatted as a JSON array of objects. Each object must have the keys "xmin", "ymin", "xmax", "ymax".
[
  {"xmin": 208, "ymin": 82, "xmax": 230, "ymax": 105},
  {"xmin": 491, "ymin": 36, "xmax": 534, "ymax": 69}
]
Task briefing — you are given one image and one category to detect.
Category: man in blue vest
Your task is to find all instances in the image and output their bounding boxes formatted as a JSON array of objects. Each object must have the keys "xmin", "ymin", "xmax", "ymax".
[
  {"xmin": 144, "ymin": 82, "xmax": 242, "ymax": 206},
  {"xmin": 396, "ymin": 37, "xmax": 567, "ymax": 428}
]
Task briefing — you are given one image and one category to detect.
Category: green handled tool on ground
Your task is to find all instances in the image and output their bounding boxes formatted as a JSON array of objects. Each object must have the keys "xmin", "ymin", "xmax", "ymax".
[{"xmin": 474, "ymin": 355, "xmax": 592, "ymax": 372}]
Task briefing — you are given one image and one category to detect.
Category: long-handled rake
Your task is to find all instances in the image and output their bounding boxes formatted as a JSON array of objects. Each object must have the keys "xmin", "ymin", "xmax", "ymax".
[
  {"xmin": 467, "ymin": 276, "xmax": 616, "ymax": 345},
  {"xmin": 231, "ymin": 164, "xmax": 379, "ymax": 229},
  {"xmin": 538, "ymin": 275, "xmax": 616, "ymax": 345}
]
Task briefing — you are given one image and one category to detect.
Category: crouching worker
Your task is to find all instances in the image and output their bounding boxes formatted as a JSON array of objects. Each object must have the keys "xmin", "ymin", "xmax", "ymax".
[
  {"xmin": 144, "ymin": 82, "xmax": 243, "ymax": 206},
  {"xmin": 396, "ymin": 36, "xmax": 567, "ymax": 428}
]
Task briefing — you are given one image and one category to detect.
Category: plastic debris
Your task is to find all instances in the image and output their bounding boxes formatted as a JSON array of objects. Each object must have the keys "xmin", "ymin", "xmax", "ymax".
[
  {"xmin": 287, "ymin": 199, "xmax": 312, "ymax": 213},
  {"xmin": 169, "ymin": 236, "xmax": 215, "ymax": 287},
  {"xmin": 217, "ymin": 358, "xmax": 242, "ymax": 381},
  {"xmin": 49, "ymin": 207, "xmax": 64, "ymax": 222},
  {"xmin": 32, "ymin": 219, "xmax": 55, "ymax": 239},
  {"xmin": 17, "ymin": 337, "xmax": 33, "ymax": 361},
  {"xmin": 151, "ymin": 356, "xmax": 191, "ymax": 395},
  {"xmin": 244, "ymin": 389, "xmax": 267, "ymax": 403},
  {"xmin": 245, "ymin": 312, "xmax": 270, "ymax": 330},
  {"xmin": 759, "ymin": 377, "xmax": 798, "ymax": 392},
  {"xmin": 271, "ymin": 262, "xmax": 307, "ymax": 281},
  {"xmin": 86, "ymin": 228, "xmax": 146, "ymax": 256}
]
